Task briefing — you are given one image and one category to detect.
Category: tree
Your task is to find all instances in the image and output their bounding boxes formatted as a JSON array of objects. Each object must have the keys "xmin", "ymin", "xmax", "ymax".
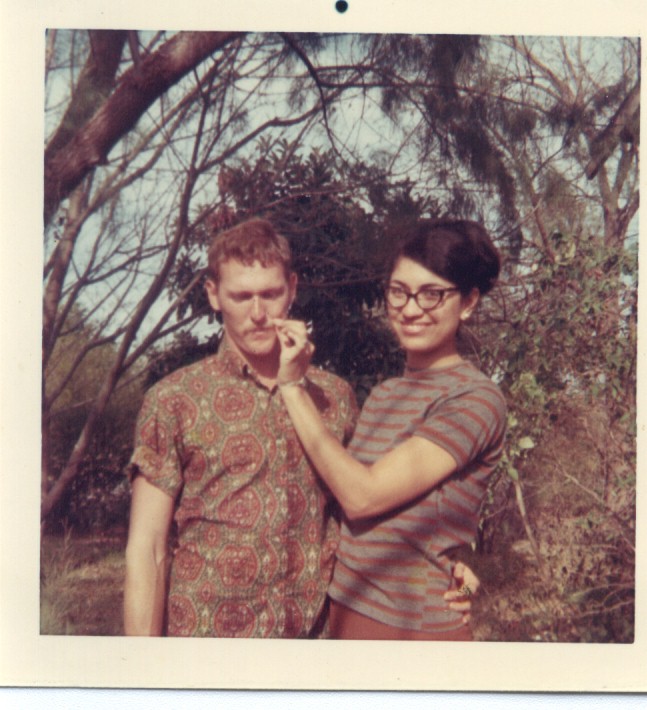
[
  {"xmin": 44, "ymin": 30, "xmax": 243, "ymax": 226},
  {"xmin": 43, "ymin": 304, "xmax": 143, "ymax": 531},
  {"xmin": 152, "ymin": 141, "xmax": 417, "ymax": 401},
  {"xmin": 42, "ymin": 30, "xmax": 331, "ymax": 520}
]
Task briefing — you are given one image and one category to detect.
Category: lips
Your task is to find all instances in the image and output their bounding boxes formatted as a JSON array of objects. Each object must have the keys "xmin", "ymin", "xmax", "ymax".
[
  {"xmin": 399, "ymin": 322, "xmax": 431, "ymax": 335},
  {"xmin": 248, "ymin": 328, "xmax": 274, "ymax": 338}
]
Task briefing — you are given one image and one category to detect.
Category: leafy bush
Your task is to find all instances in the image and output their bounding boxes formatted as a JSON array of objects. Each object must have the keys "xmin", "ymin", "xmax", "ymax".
[
  {"xmin": 43, "ymin": 308, "xmax": 144, "ymax": 532},
  {"xmin": 472, "ymin": 232, "xmax": 636, "ymax": 642}
]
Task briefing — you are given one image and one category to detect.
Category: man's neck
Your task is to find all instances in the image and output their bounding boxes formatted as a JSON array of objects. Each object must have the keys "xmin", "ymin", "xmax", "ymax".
[{"xmin": 222, "ymin": 334, "xmax": 280, "ymax": 388}]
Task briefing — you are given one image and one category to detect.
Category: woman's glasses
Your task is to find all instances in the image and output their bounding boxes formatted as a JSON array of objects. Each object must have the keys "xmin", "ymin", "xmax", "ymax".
[{"xmin": 385, "ymin": 284, "xmax": 461, "ymax": 311}]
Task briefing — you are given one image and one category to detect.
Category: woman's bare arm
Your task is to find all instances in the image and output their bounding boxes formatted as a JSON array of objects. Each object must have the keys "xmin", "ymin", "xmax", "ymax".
[{"xmin": 274, "ymin": 319, "xmax": 457, "ymax": 520}]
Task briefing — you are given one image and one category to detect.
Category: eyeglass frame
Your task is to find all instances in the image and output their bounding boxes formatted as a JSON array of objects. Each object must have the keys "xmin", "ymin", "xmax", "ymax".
[{"xmin": 384, "ymin": 283, "xmax": 462, "ymax": 311}]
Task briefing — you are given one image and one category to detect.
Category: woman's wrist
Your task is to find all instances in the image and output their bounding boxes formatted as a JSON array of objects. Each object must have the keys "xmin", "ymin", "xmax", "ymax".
[{"xmin": 277, "ymin": 375, "xmax": 308, "ymax": 389}]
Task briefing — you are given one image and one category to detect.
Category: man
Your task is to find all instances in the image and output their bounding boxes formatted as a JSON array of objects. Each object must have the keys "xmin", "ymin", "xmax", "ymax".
[
  {"xmin": 124, "ymin": 217, "xmax": 476, "ymax": 638},
  {"xmin": 124, "ymin": 218, "xmax": 358, "ymax": 637}
]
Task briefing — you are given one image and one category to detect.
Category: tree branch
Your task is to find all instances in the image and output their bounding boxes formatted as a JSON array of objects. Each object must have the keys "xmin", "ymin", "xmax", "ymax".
[
  {"xmin": 44, "ymin": 30, "xmax": 243, "ymax": 225},
  {"xmin": 585, "ymin": 81, "xmax": 640, "ymax": 180},
  {"xmin": 41, "ymin": 94, "xmax": 211, "ymax": 523}
]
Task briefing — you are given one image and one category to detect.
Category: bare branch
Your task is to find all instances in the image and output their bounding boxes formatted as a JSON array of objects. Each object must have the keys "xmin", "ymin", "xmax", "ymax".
[
  {"xmin": 585, "ymin": 81, "xmax": 640, "ymax": 179},
  {"xmin": 44, "ymin": 31, "xmax": 243, "ymax": 225}
]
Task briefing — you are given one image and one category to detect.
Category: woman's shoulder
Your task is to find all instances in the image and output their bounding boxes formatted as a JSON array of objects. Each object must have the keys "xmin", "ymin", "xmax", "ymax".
[
  {"xmin": 450, "ymin": 361, "xmax": 506, "ymax": 400},
  {"xmin": 402, "ymin": 362, "xmax": 507, "ymax": 420},
  {"xmin": 444, "ymin": 363, "xmax": 507, "ymax": 429},
  {"xmin": 455, "ymin": 360, "xmax": 502, "ymax": 387}
]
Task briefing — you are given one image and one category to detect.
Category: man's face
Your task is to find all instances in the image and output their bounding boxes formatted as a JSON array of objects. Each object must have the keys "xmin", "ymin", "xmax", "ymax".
[{"xmin": 205, "ymin": 259, "xmax": 297, "ymax": 365}]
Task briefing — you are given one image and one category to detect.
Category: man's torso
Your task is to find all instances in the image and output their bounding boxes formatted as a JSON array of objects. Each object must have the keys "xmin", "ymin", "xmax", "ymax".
[{"xmin": 129, "ymin": 344, "xmax": 358, "ymax": 637}]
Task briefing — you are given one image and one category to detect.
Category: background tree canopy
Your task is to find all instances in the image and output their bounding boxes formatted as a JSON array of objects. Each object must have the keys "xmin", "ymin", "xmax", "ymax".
[{"xmin": 41, "ymin": 30, "xmax": 638, "ymax": 642}]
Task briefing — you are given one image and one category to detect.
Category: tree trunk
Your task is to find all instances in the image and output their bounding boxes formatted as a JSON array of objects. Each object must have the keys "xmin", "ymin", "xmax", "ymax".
[
  {"xmin": 40, "ymin": 113, "xmax": 205, "ymax": 522},
  {"xmin": 42, "ymin": 182, "xmax": 91, "ymax": 368},
  {"xmin": 45, "ymin": 31, "xmax": 128, "ymax": 163},
  {"xmin": 44, "ymin": 31, "xmax": 242, "ymax": 225}
]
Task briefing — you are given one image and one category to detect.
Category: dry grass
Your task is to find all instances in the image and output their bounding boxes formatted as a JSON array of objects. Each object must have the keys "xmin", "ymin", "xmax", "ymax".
[{"xmin": 40, "ymin": 531, "xmax": 126, "ymax": 636}]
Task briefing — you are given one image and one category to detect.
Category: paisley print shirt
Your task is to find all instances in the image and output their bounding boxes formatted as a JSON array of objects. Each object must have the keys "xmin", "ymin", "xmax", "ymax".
[{"xmin": 128, "ymin": 342, "xmax": 358, "ymax": 638}]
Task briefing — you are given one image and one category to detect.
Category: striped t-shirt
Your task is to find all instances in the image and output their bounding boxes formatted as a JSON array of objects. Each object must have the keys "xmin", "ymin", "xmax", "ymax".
[{"xmin": 327, "ymin": 361, "xmax": 507, "ymax": 633}]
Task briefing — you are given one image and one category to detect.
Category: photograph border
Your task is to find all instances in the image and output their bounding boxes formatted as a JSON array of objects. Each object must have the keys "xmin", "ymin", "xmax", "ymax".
[{"xmin": 1, "ymin": 0, "xmax": 645, "ymax": 694}]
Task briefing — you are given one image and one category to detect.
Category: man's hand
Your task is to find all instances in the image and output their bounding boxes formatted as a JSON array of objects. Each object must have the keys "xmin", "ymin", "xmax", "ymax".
[{"xmin": 444, "ymin": 561, "xmax": 480, "ymax": 624}]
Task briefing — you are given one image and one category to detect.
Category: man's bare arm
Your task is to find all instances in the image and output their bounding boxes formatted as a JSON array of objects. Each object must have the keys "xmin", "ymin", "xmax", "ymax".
[{"xmin": 123, "ymin": 475, "xmax": 174, "ymax": 636}]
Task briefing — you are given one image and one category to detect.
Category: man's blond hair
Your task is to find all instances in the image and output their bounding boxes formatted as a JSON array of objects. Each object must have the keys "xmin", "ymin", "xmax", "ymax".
[{"xmin": 207, "ymin": 218, "xmax": 292, "ymax": 281}]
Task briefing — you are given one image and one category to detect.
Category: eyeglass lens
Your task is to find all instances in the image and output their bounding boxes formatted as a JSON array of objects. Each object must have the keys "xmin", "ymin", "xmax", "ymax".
[{"xmin": 386, "ymin": 287, "xmax": 446, "ymax": 309}]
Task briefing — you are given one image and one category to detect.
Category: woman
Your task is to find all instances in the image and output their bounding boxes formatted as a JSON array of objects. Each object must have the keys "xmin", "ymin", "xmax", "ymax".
[{"xmin": 274, "ymin": 219, "xmax": 507, "ymax": 640}]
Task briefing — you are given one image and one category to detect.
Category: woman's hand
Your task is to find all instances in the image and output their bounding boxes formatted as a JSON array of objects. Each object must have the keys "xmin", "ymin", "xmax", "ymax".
[
  {"xmin": 444, "ymin": 561, "xmax": 480, "ymax": 624},
  {"xmin": 273, "ymin": 318, "xmax": 315, "ymax": 385}
]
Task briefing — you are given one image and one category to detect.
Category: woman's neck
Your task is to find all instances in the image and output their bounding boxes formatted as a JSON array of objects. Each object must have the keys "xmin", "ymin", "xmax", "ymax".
[{"xmin": 405, "ymin": 350, "xmax": 463, "ymax": 372}]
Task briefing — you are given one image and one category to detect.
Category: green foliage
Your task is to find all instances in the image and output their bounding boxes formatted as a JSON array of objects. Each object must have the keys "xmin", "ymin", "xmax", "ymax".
[
  {"xmin": 43, "ymin": 307, "xmax": 143, "ymax": 532},
  {"xmin": 473, "ymin": 230, "xmax": 636, "ymax": 642},
  {"xmin": 475, "ymin": 232, "xmax": 637, "ymax": 490},
  {"xmin": 164, "ymin": 141, "xmax": 420, "ymax": 400}
]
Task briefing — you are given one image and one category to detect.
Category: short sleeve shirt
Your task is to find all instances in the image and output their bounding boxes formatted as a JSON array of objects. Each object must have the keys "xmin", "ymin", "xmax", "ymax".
[
  {"xmin": 128, "ymin": 342, "xmax": 358, "ymax": 638},
  {"xmin": 327, "ymin": 361, "xmax": 506, "ymax": 633}
]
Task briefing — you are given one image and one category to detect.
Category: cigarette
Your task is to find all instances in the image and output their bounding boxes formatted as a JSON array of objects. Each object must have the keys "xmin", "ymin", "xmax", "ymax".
[{"xmin": 278, "ymin": 320, "xmax": 313, "ymax": 346}]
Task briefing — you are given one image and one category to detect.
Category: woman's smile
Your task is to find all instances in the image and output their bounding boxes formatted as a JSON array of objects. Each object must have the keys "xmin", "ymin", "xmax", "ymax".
[
  {"xmin": 399, "ymin": 322, "xmax": 431, "ymax": 336},
  {"xmin": 386, "ymin": 256, "xmax": 481, "ymax": 370}
]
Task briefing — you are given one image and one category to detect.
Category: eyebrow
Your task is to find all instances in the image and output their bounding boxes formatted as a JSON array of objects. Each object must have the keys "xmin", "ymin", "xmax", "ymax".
[
  {"xmin": 228, "ymin": 286, "xmax": 286, "ymax": 297},
  {"xmin": 389, "ymin": 279, "xmax": 448, "ymax": 290}
]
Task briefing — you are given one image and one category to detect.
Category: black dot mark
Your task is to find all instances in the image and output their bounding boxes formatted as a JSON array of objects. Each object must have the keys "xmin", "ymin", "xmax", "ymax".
[{"xmin": 335, "ymin": 1, "xmax": 349, "ymax": 13}]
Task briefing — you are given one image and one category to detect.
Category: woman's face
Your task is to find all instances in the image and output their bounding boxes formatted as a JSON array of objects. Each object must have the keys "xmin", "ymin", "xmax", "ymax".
[{"xmin": 386, "ymin": 256, "xmax": 479, "ymax": 370}]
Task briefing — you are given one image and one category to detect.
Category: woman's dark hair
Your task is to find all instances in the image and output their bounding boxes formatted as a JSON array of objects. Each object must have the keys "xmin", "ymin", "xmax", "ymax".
[{"xmin": 388, "ymin": 219, "xmax": 500, "ymax": 295}]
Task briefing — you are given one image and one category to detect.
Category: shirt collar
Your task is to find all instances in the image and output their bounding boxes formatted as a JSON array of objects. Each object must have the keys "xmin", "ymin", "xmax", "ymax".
[
  {"xmin": 216, "ymin": 336, "xmax": 273, "ymax": 388},
  {"xmin": 216, "ymin": 337, "xmax": 247, "ymax": 377}
]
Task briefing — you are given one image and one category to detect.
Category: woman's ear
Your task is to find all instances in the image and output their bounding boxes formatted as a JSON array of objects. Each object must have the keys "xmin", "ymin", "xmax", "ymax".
[{"xmin": 460, "ymin": 288, "xmax": 480, "ymax": 321}]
